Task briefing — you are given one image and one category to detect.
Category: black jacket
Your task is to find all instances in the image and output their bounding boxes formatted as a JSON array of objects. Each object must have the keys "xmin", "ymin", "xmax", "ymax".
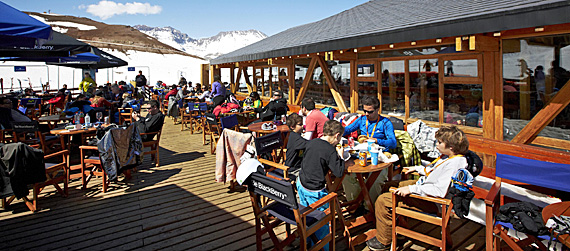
[
  {"xmin": 134, "ymin": 112, "xmax": 165, "ymax": 141},
  {"xmin": 0, "ymin": 143, "xmax": 46, "ymax": 199},
  {"xmin": 255, "ymin": 98, "xmax": 289, "ymax": 121}
]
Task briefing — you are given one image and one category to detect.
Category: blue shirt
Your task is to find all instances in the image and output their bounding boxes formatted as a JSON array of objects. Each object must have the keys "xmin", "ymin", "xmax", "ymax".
[
  {"xmin": 211, "ymin": 81, "xmax": 226, "ymax": 98},
  {"xmin": 343, "ymin": 115, "xmax": 397, "ymax": 151}
]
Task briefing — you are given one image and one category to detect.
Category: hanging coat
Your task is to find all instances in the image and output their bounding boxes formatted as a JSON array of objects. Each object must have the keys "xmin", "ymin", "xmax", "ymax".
[
  {"xmin": 97, "ymin": 124, "xmax": 143, "ymax": 181},
  {"xmin": 0, "ymin": 143, "xmax": 45, "ymax": 199}
]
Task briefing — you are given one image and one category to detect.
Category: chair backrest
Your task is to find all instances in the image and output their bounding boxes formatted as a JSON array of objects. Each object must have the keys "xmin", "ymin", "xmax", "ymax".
[
  {"xmin": 204, "ymin": 113, "xmax": 217, "ymax": 124},
  {"xmin": 19, "ymin": 98, "xmax": 41, "ymax": 107},
  {"xmin": 255, "ymin": 131, "xmax": 284, "ymax": 156},
  {"xmin": 496, "ymin": 153, "xmax": 570, "ymax": 193},
  {"xmin": 247, "ymin": 172, "xmax": 298, "ymax": 209},
  {"xmin": 220, "ymin": 114, "xmax": 239, "ymax": 130},
  {"xmin": 389, "ymin": 116, "xmax": 405, "ymax": 130},
  {"xmin": 12, "ymin": 121, "xmax": 39, "ymax": 133},
  {"xmin": 198, "ymin": 102, "xmax": 208, "ymax": 112}
]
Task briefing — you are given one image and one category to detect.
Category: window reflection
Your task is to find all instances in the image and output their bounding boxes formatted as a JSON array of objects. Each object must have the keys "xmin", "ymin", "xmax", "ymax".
[
  {"xmin": 358, "ymin": 82, "xmax": 377, "ymax": 111},
  {"xmin": 409, "ymin": 59, "xmax": 439, "ymax": 122},
  {"xmin": 357, "ymin": 63, "xmax": 375, "ymax": 77},
  {"xmin": 381, "ymin": 61, "xmax": 405, "ymax": 115},
  {"xmin": 444, "ymin": 59, "xmax": 477, "ymax": 77},
  {"xmin": 443, "ymin": 84, "xmax": 483, "ymax": 128},
  {"xmin": 503, "ymin": 35, "xmax": 570, "ymax": 143}
]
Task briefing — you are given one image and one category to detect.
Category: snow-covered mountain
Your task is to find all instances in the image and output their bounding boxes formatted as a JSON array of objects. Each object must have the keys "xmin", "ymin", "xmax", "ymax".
[{"xmin": 134, "ymin": 25, "xmax": 267, "ymax": 60}]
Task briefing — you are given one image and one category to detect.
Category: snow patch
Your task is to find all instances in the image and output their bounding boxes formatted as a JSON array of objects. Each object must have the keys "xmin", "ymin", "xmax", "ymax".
[{"xmin": 29, "ymin": 15, "xmax": 97, "ymax": 31}]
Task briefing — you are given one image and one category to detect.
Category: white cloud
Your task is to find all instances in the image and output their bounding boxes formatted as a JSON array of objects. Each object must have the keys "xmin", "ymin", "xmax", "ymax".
[{"xmin": 79, "ymin": 1, "xmax": 162, "ymax": 20}]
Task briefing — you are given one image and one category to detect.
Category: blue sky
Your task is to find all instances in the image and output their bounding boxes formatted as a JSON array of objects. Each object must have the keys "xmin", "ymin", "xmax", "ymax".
[{"xmin": 3, "ymin": 0, "xmax": 369, "ymax": 39}]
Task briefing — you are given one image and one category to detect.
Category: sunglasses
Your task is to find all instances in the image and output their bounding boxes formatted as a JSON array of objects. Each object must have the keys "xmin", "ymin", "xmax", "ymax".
[{"xmin": 363, "ymin": 109, "xmax": 376, "ymax": 114}]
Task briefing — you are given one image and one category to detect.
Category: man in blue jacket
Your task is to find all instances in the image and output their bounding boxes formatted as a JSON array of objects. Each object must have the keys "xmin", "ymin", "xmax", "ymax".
[{"xmin": 343, "ymin": 96, "xmax": 397, "ymax": 152}]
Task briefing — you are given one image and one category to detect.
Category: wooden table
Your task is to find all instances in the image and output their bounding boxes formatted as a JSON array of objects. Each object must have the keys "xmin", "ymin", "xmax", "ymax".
[
  {"xmin": 184, "ymin": 97, "xmax": 199, "ymax": 102},
  {"xmin": 50, "ymin": 124, "xmax": 109, "ymax": 150},
  {"xmin": 223, "ymin": 110, "xmax": 256, "ymax": 125},
  {"xmin": 247, "ymin": 121, "xmax": 289, "ymax": 135},
  {"xmin": 328, "ymin": 159, "xmax": 393, "ymax": 250},
  {"xmin": 542, "ymin": 201, "xmax": 570, "ymax": 248},
  {"xmin": 38, "ymin": 114, "xmax": 72, "ymax": 129}
]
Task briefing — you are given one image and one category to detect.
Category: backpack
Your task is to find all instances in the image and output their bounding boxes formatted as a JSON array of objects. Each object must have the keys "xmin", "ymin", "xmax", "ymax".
[{"xmin": 464, "ymin": 150, "xmax": 483, "ymax": 177}]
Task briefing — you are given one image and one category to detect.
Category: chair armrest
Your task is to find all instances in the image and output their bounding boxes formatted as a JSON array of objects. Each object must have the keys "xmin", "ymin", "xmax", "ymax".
[
  {"xmin": 79, "ymin": 145, "xmax": 98, "ymax": 150},
  {"xmin": 300, "ymin": 192, "xmax": 337, "ymax": 218},
  {"xmin": 484, "ymin": 182, "xmax": 501, "ymax": 206},
  {"xmin": 44, "ymin": 150, "xmax": 69, "ymax": 159},
  {"xmin": 389, "ymin": 187, "xmax": 451, "ymax": 205},
  {"xmin": 258, "ymin": 158, "xmax": 288, "ymax": 171}
]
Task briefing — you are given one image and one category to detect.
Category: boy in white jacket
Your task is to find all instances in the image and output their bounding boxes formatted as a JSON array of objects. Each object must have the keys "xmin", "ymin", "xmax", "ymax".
[{"xmin": 366, "ymin": 125, "xmax": 469, "ymax": 250}]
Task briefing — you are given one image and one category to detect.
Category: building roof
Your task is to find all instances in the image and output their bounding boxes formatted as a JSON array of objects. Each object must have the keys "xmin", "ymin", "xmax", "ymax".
[{"xmin": 211, "ymin": 0, "xmax": 570, "ymax": 64}]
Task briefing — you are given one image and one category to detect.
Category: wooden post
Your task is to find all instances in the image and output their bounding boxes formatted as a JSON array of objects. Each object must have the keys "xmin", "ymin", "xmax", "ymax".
[
  {"xmin": 405, "ymin": 60, "xmax": 410, "ymax": 122},
  {"xmin": 316, "ymin": 56, "xmax": 348, "ymax": 112},
  {"xmin": 350, "ymin": 60, "xmax": 358, "ymax": 113},
  {"xmin": 288, "ymin": 63, "xmax": 295, "ymax": 104},
  {"xmin": 519, "ymin": 77, "xmax": 531, "ymax": 120},
  {"xmin": 201, "ymin": 64, "xmax": 209, "ymax": 87}
]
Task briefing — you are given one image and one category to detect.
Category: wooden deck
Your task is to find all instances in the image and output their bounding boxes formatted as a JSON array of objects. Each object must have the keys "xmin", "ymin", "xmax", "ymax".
[{"xmin": 0, "ymin": 116, "xmax": 486, "ymax": 251}]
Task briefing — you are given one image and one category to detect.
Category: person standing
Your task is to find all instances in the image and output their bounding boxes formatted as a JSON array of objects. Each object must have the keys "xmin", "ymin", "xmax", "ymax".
[
  {"xmin": 79, "ymin": 73, "xmax": 95, "ymax": 94},
  {"xmin": 135, "ymin": 70, "xmax": 147, "ymax": 99},
  {"xmin": 211, "ymin": 75, "xmax": 226, "ymax": 107}
]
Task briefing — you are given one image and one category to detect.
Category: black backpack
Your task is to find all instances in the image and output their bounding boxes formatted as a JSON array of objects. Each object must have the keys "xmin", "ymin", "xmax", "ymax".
[{"xmin": 464, "ymin": 150, "xmax": 483, "ymax": 177}]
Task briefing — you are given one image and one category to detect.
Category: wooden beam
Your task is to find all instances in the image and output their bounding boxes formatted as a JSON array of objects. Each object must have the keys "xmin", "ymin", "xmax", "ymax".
[
  {"xmin": 235, "ymin": 67, "xmax": 242, "ymax": 93},
  {"xmin": 482, "ymin": 51, "xmax": 496, "ymax": 139},
  {"xmin": 494, "ymin": 49, "xmax": 503, "ymax": 141},
  {"xmin": 404, "ymin": 60, "xmax": 410, "ymax": 122},
  {"xmin": 230, "ymin": 66, "xmax": 235, "ymax": 93},
  {"xmin": 316, "ymin": 56, "xmax": 348, "ymax": 112},
  {"xmin": 288, "ymin": 63, "xmax": 295, "ymax": 104},
  {"xmin": 242, "ymin": 66, "xmax": 253, "ymax": 93},
  {"xmin": 511, "ymin": 79, "xmax": 570, "ymax": 144},
  {"xmin": 295, "ymin": 57, "xmax": 318, "ymax": 105}
]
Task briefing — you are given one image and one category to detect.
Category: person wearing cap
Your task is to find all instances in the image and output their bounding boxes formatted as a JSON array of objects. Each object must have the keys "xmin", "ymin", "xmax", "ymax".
[
  {"xmin": 254, "ymin": 89, "xmax": 288, "ymax": 122},
  {"xmin": 244, "ymin": 91, "xmax": 262, "ymax": 109}
]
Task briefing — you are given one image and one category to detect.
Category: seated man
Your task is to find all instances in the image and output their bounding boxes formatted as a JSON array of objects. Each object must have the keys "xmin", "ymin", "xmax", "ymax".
[
  {"xmin": 132, "ymin": 100, "xmax": 165, "ymax": 141},
  {"xmin": 366, "ymin": 125, "xmax": 469, "ymax": 250},
  {"xmin": 297, "ymin": 120, "xmax": 347, "ymax": 251},
  {"xmin": 300, "ymin": 98, "xmax": 328, "ymax": 140},
  {"xmin": 343, "ymin": 96, "xmax": 397, "ymax": 152},
  {"xmin": 254, "ymin": 90, "xmax": 288, "ymax": 121}
]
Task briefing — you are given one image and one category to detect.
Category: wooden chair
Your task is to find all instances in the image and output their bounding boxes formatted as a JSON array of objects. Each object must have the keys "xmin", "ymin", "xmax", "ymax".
[
  {"xmin": 485, "ymin": 154, "xmax": 570, "ymax": 251},
  {"xmin": 79, "ymin": 145, "xmax": 109, "ymax": 192},
  {"xmin": 247, "ymin": 172, "xmax": 337, "ymax": 251},
  {"xmin": 207, "ymin": 114, "xmax": 240, "ymax": 154},
  {"xmin": 254, "ymin": 131, "xmax": 289, "ymax": 179},
  {"xmin": 160, "ymin": 98, "xmax": 168, "ymax": 115},
  {"xmin": 141, "ymin": 129, "xmax": 162, "ymax": 167},
  {"xmin": 11, "ymin": 121, "xmax": 63, "ymax": 154},
  {"xmin": 119, "ymin": 107, "xmax": 133, "ymax": 125},
  {"xmin": 1, "ymin": 147, "xmax": 69, "ymax": 212},
  {"xmin": 390, "ymin": 186, "xmax": 454, "ymax": 251},
  {"xmin": 179, "ymin": 100, "xmax": 193, "ymax": 132},
  {"xmin": 18, "ymin": 98, "xmax": 42, "ymax": 120}
]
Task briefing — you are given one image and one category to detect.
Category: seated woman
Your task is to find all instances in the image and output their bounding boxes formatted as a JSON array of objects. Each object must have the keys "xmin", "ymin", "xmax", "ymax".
[
  {"xmin": 46, "ymin": 89, "xmax": 67, "ymax": 113},
  {"xmin": 90, "ymin": 90, "xmax": 114, "ymax": 116}
]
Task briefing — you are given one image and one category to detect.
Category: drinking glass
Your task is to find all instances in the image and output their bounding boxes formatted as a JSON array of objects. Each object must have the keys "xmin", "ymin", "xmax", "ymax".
[{"xmin": 96, "ymin": 112, "xmax": 103, "ymax": 124}]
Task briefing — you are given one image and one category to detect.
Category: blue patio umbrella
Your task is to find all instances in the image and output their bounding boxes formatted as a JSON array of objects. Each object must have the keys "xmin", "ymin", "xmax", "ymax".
[
  {"xmin": 0, "ymin": 51, "xmax": 100, "ymax": 64},
  {"xmin": 0, "ymin": 1, "xmax": 52, "ymax": 47}
]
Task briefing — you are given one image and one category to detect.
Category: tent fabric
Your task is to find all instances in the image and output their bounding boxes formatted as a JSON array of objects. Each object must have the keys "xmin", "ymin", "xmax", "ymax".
[
  {"xmin": 0, "ymin": 52, "xmax": 100, "ymax": 64},
  {"xmin": 211, "ymin": 0, "xmax": 570, "ymax": 64},
  {"xmin": 47, "ymin": 47, "xmax": 127, "ymax": 69},
  {"xmin": 0, "ymin": 1, "xmax": 51, "ymax": 39},
  {"xmin": 496, "ymin": 153, "xmax": 570, "ymax": 193},
  {"xmin": 0, "ymin": 31, "xmax": 91, "ymax": 57}
]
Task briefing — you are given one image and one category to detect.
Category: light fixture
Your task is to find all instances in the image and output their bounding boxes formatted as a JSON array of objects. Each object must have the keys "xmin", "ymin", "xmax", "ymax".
[
  {"xmin": 436, "ymin": 38, "xmax": 442, "ymax": 43},
  {"xmin": 493, "ymin": 32, "xmax": 501, "ymax": 37},
  {"xmin": 317, "ymin": 52, "xmax": 320, "ymax": 55},
  {"xmin": 371, "ymin": 46, "xmax": 376, "ymax": 49},
  {"xmin": 282, "ymin": 57, "xmax": 284, "ymax": 59},
  {"xmin": 307, "ymin": 54, "xmax": 310, "ymax": 57},
  {"xmin": 289, "ymin": 56, "xmax": 291, "ymax": 58},
  {"xmin": 340, "ymin": 50, "xmax": 344, "ymax": 54},
  {"xmin": 535, "ymin": 27, "xmax": 544, "ymax": 32},
  {"xmin": 462, "ymin": 36, "xmax": 469, "ymax": 40},
  {"xmin": 353, "ymin": 49, "xmax": 357, "ymax": 52},
  {"xmin": 411, "ymin": 41, "xmax": 417, "ymax": 46},
  {"xmin": 389, "ymin": 44, "xmax": 394, "ymax": 48}
]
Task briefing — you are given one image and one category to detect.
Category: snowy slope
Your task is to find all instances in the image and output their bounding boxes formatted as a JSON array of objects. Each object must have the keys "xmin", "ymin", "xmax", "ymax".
[{"xmin": 135, "ymin": 25, "xmax": 267, "ymax": 60}]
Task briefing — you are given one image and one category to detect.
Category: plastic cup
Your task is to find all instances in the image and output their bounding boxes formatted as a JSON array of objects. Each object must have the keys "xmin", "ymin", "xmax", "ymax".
[
  {"xmin": 367, "ymin": 139, "xmax": 375, "ymax": 151},
  {"xmin": 370, "ymin": 149, "xmax": 379, "ymax": 165}
]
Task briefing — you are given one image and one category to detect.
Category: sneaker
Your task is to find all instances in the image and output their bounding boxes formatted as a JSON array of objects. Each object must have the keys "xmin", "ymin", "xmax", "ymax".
[{"xmin": 366, "ymin": 237, "xmax": 390, "ymax": 251}]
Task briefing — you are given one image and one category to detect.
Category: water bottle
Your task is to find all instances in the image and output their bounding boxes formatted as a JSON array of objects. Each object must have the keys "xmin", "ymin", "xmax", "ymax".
[
  {"xmin": 85, "ymin": 113, "xmax": 91, "ymax": 127},
  {"xmin": 281, "ymin": 115, "xmax": 286, "ymax": 124}
]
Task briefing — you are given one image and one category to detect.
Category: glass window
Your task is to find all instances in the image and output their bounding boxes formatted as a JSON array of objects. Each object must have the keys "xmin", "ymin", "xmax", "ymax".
[
  {"xmin": 503, "ymin": 35, "xmax": 570, "ymax": 144},
  {"xmin": 381, "ymin": 61, "xmax": 405, "ymax": 115},
  {"xmin": 358, "ymin": 82, "xmax": 377, "ymax": 111},
  {"xmin": 305, "ymin": 66, "xmax": 335, "ymax": 105},
  {"xmin": 444, "ymin": 59, "xmax": 477, "ymax": 77},
  {"xmin": 357, "ymin": 63, "xmax": 375, "ymax": 77},
  {"xmin": 331, "ymin": 61, "xmax": 351, "ymax": 110},
  {"xmin": 443, "ymin": 84, "xmax": 483, "ymax": 127},
  {"xmin": 279, "ymin": 67, "xmax": 288, "ymax": 77},
  {"xmin": 294, "ymin": 58, "xmax": 311, "ymax": 100},
  {"xmin": 263, "ymin": 67, "xmax": 271, "ymax": 97},
  {"xmin": 359, "ymin": 45, "xmax": 456, "ymax": 59},
  {"xmin": 409, "ymin": 59, "xmax": 439, "ymax": 122}
]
